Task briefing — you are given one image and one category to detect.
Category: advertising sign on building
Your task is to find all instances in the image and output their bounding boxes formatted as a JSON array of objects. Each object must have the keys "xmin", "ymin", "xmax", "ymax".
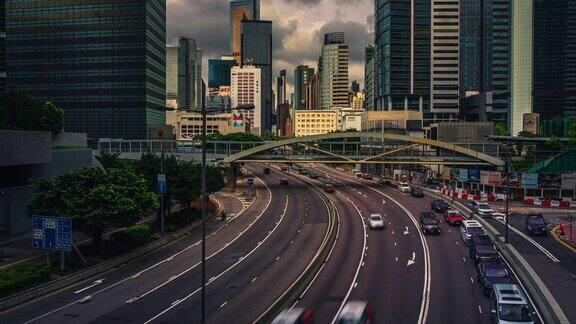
[
  {"xmin": 468, "ymin": 169, "xmax": 480, "ymax": 182},
  {"xmin": 481, "ymin": 171, "xmax": 501, "ymax": 186},
  {"xmin": 232, "ymin": 111, "xmax": 245, "ymax": 128},
  {"xmin": 522, "ymin": 173, "xmax": 539, "ymax": 189},
  {"xmin": 538, "ymin": 174, "xmax": 562, "ymax": 189},
  {"xmin": 480, "ymin": 171, "xmax": 489, "ymax": 185},
  {"xmin": 459, "ymin": 169, "xmax": 468, "ymax": 182},
  {"xmin": 561, "ymin": 173, "xmax": 576, "ymax": 190},
  {"xmin": 443, "ymin": 168, "xmax": 452, "ymax": 181}
]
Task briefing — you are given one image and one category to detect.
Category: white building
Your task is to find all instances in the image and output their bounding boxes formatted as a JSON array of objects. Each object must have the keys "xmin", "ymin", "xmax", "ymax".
[
  {"xmin": 319, "ymin": 33, "xmax": 350, "ymax": 110},
  {"xmin": 336, "ymin": 108, "xmax": 363, "ymax": 131},
  {"xmin": 231, "ymin": 64, "xmax": 262, "ymax": 135}
]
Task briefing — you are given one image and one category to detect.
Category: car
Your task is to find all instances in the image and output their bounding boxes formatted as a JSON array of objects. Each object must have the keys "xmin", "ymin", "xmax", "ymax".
[
  {"xmin": 368, "ymin": 213, "xmax": 385, "ymax": 230},
  {"xmin": 280, "ymin": 178, "xmax": 289, "ymax": 186},
  {"xmin": 272, "ymin": 308, "xmax": 315, "ymax": 324},
  {"xmin": 353, "ymin": 170, "xmax": 363, "ymax": 178},
  {"xmin": 476, "ymin": 259, "xmax": 513, "ymax": 296},
  {"xmin": 525, "ymin": 214, "xmax": 547, "ymax": 236},
  {"xmin": 335, "ymin": 301, "xmax": 374, "ymax": 324},
  {"xmin": 362, "ymin": 173, "xmax": 373, "ymax": 180},
  {"xmin": 264, "ymin": 167, "xmax": 271, "ymax": 175},
  {"xmin": 281, "ymin": 166, "xmax": 289, "ymax": 172},
  {"xmin": 420, "ymin": 212, "xmax": 440, "ymax": 234},
  {"xmin": 431, "ymin": 199, "xmax": 450, "ymax": 213},
  {"xmin": 444, "ymin": 209, "xmax": 466, "ymax": 226},
  {"xmin": 324, "ymin": 184, "xmax": 336, "ymax": 193},
  {"xmin": 309, "ymin": 173, "xmax": 319, "ymax": 179},
  {"xmin": 379, "ymin": 178, "xmax": 392, "ymax": 186},
  {"xmin": 410, "ymin": 187, "xmax": 424, "ymax": 198},
  {"xmin": 472, "ymin": 201, "xmax": 494, "ymax": 217},
  {"xmin": 469, "ymin": 237, "xmax": 499, "ymax": 263},
  {"xmin": 491, "ymin": 284, "xmax": 535, "ymax": 324},
  {"xmin": 460, "ymin": 220, "xmax": 486, "ymax": 245},
  {"xmin": 398, "ymin": 182, "xmax": 411, "ymax": 193}
]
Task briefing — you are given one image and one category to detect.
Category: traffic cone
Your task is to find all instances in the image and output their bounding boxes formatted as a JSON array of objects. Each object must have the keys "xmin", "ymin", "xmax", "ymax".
[{"xmin": 559, "ymin": 223, "xmax": 565, "ymax": 236}]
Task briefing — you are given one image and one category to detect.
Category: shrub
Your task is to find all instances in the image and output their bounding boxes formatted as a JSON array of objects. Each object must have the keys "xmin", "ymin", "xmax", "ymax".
[
  {"xmin": 110, "ymin": 224, "xmax": 154, "ymax": 253},
  {"xmin": 0, "ymin": 264, "xmax": 50, "ymax": 297}
]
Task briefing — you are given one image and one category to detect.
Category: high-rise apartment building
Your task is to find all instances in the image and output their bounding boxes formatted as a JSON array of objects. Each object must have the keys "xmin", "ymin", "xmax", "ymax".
[
  {"xmin": 276, "ymin": 70, "xmax": 287, "ymax": 106},
  {"xmin": 511, "ymin": 1, "xmax": 533, "ymax": 136},
  {"xmin": 6, "ymin": 0, "xmax": 166, "ymax": 140},
  {"xmin": 166, "ymin": 37, "xmax": 201, "ymax": 111},
  {"xmin": 230, "ymin": 0, "xmax": 260, "ymax": 65},
  {"xmin": 430, "ymin": 0, "xmax": 460, "ymax": 115},
  {"xmin": 364, "ymin": 45, "xmax": 375, "ymax": 110},
  {"xmin": 491, "ymin": 0, "xmax": 512, "ymax": 122},
  {"xmin": 231, "ymin": 64, "xmax": 262, "ymax": 134},
  {"xmin": 319, "ymin": 32, "xmax": 349, "ymax": 109},
  {"xmin": 374, "ymin": 0, "xmax": 430, "ymax": 117},
  {"xmin": 241, "ymin": 20, "xmax": 272, "ymax": 132},
  {"xmin": 294, "ymin": 65, "xmax": 315, "ymax": 110},
  {"xmin": 306, "ymin": 73, "xmax": 320, "ymax": 110},
  {"xmin": 209, "ymin": 56, "xmax": 235, "ymax": 89},
  {"xmin": 0, "ymin": 1, "xmax": 5, "ymax": 92}
]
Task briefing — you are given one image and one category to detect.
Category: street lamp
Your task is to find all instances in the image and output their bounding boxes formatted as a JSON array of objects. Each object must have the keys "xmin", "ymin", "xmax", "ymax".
[
  {"xmin": 198, "ymin": 84, "xmax": 255, "ymax": 324},
  {"xmin": 504, "ymin": 141, "xmax": 511, "ymax": 243}
]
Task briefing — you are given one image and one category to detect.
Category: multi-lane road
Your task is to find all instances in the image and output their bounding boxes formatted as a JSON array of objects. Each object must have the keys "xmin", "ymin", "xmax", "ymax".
[{"xmin": 1, "ymin": 162, "xmax": 571, "ymax": 323}]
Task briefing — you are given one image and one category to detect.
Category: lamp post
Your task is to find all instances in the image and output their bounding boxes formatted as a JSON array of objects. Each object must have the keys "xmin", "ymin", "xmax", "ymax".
[{"xmin": 504, "ymin": 141, "xmax": 510, "ymax": 243}]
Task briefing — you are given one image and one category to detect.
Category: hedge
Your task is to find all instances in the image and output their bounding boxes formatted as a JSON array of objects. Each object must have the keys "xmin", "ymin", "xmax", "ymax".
[
  {"xmin": 0, "ymin": 264, "xmax": 50, "ymax": 298},
  {"xmin": 109, "ymin": 224, "xmax": 154, "ymax": 253}
]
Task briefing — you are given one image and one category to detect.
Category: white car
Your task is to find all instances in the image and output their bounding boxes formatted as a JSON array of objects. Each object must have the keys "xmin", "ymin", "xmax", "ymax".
[
  {"xmin": 368, "ymin": 214, "xmax": 385, "ymax": 229},
  {"xmin": 472, "ymin": 201, "xmax": 493, "ymax": 217},
  {"xmin": 460, "ymin": 220, "xmax": 485, "ymax": 245},
  {"xmin": 398, "ymin": 182, "xmax": 411, "ymax": 193}
]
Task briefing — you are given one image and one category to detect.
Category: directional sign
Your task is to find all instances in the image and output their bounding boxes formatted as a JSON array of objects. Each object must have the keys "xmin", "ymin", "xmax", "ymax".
[
  {"xmin": 32, "ymin": 216, "xmax": 72, "ymax": 252},
  {"xmin": 157, "ymin": 174, "xmax": 167, "ymax": 194}
]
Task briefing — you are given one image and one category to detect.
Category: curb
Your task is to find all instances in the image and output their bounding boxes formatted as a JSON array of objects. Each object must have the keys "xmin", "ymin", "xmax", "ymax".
[
  {"xmin": 424, "ymin": 189, "xmax": 570, "ymax": 324},
  {"xmin": 0, "ymin": 198, "xmax": 223, "ymax": 312},
  {"xmin": 254, "ymin": 169, "xmax": 339, "ymax": 323},
  {"xmin": 550, "ymin": 225, "xmax": 576, "ymax": 253}
]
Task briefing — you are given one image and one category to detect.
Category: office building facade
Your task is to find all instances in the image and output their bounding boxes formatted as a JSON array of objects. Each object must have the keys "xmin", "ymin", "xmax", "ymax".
[
  {"xmin": 0, "ymin": 1, "xmax": 5, "ymax": 92},
  {"xmin": 319, "ymin": 32, "xmax": 349, "ymax": 110},
  {"xmin": 209, "ymin": 56, "xmax": 235, "ymax": 89},
  {"xmin": 230, "ymin": 64, "xmax": 262, "ymax": 135},
  {"xmin": 276, "ymin": 69, "xmax": 287, "ymax": 106},
  {"xmin": 294, "ymin": 65, "xmax": 315, "ymax": 110},
  {"xmin": 306, "ymin": 73, "xmax": 320, "ymax": 110},
  {"xmin": 6, "ymin": 0, "xmax": 167, "ymax": 140},
  {"xmin": 294, "ymin": 110, "xmax": 337, "ymax": 137},
  {"xmin": 241, "ymin": 20, "xmax": 272, "ymax": 132},
  {"xmin": 230, "ymin": 0, "xmax": 260, "ymax": 64},
  {"xmin": 166, "ymin": 37, "xmax": 201, "ymax": 112},
  {"xmin": 364, "ymin": 45, "xmax": 375, "ymax": 110}
]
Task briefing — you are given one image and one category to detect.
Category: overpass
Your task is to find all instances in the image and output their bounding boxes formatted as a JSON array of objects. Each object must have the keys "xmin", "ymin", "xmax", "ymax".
[{"xmin": 98, "ymin": 133, "xmax": 505, "ymax": 168}]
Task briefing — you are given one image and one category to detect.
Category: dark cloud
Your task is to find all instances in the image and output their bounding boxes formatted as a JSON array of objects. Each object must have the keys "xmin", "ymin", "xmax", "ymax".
[{"xmin": 282, "ymin": 0, "xmax": 323, "ymax": 6}]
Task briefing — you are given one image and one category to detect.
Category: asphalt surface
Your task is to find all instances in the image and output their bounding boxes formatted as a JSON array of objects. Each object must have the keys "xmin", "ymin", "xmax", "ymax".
[{"xmin": 0, "ymin": 165, "xmax": 330, "ymax": 324}]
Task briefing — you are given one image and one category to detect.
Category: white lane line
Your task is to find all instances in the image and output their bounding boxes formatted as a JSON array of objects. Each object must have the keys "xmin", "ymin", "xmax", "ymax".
[
  {"xmin": 74, "ymin": 279, "xmax": 105, "ymax": 294},
  {"xmin": 251, "ymin": 277, "xmax": 258, "ymax": 283},
  {"xmin": 478, "ymin": 305, "xmax": 482, "ymax": 314},
  {"xmin": 220, "ymin": 302, "xmax": 228, "ymax": 308},
  {"xmin": 331, "ymin": 193, "xmax": 368, "ymax": 324},
  {"xmin": 143, "ymin": 196, "xmax": 291, "ymax": 324},
  {"xmin": 394, "ymin": 242, "xmax": 397, "ymax": 247},
  {"xmin": 275, "ymin": 256, "xmax": 280, "ymax": 261},
  {"xmin": 323, "ymin": 167, "xmax": 431, "ymax": 324},
  {"xmin": 407, "ymin": 252, "xmax": 416, "ymax": 266},
  {"xmin": 396, "ymin": 257, "xmax": 399, "ymax": 262},
  {"xmin": 354, "ymin": 282, "xmax": 358, "ymax": 288},
  {"xmin": 392, "ymin": 231, "xmax": 395, "ymax": 235},
  {"xmin": 463, "ymin": 257, "xmax": 467, "ymax": 262},
  {"xmin": 455, "ymin": 241, "xmax": 459, "ymax": 246},
  {"xmin": 470, "ymin": 277, "xmax": 474, "ymax": 284},
  {"xmin": 171, "ymin": 300, "xmax": 181, "ymax": 306},
  {"xmin": 494, "ymin": 218, "xmax": 560, "ymax": 263}
]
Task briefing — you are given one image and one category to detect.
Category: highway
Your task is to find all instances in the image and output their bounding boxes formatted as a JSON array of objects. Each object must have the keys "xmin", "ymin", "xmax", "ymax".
[{"xmin": 0, "ymin": 165, "xmax": 330, "ymax": 323}]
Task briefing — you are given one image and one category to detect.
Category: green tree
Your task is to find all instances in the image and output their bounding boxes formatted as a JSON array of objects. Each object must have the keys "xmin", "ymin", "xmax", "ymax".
[
  {"xmin": 0, "ymin": 86, "xmax": 64, "ymax": 133},
  {"xmin": 494, "ymin": 122, "xmax": 510, "ymax": 136},
  {"xmin": 547, "ymin": 136, "xmax": 562, "ymax": 151},
  {"xmin": 569, "ymin": 119, "xmax": 576, "ymax": 144},
  {"xmin": 28, "ymin": 167, "xmax": 158, "ymax": 250}
]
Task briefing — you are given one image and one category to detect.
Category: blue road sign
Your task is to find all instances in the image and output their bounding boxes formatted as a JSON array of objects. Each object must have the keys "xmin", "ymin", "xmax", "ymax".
[
  {"xmin": 158, "ymin": 174, "xmax": 167, "ymax": 194},
  {"xmin": 32, "ymin": 216, "xmax": 72, "ymax": 252}
]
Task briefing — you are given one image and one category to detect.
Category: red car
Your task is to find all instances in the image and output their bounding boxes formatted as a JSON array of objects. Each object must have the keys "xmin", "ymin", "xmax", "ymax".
[
  {"xmin": 324, "ymin": 184, "xmax": 335, "ymax": 193},
  {"xmin": 362, "ymin": 173, "xmax": 373, "ymax": 180},
  {"xmin": 444, "ymin": 210, "xmax": 465, "ymax": 226}
]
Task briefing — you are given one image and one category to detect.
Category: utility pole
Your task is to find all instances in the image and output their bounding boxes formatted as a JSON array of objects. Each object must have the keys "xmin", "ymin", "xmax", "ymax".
[{"xmin": 504, "ymin": 142, "xmax": 510, "ymax": 243}]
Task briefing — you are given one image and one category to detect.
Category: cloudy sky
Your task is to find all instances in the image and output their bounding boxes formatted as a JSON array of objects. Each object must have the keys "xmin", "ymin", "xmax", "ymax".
[{"xmin": 167, "ymin": 0, "xmax": 373, "ymax": 95}]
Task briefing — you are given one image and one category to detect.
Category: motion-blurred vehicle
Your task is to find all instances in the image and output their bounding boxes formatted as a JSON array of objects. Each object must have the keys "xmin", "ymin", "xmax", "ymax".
[
  {"xmin": 420, "ymin": 212, "xmax": 440, "ymax": 234},
  {"xmin": 324, "ymin": 184, "xmax": 336, "ymax": 193},
  {"xmin": 460, "ymin": 220, "xmax": 485, "ymax": 245},
  {"xmin": 368, "ymin": 214, "xmax": 385, "ymax": 230},
  {"xmin": 444, "ymin": 209, "xmax": 465, "ymax": 226},
  {"xmin": 335, "ymin": 301, "xmax": 374, "ymax": 324},
  {"xmin": 272, "ymin": 308, "xmax": 315, "ymax": 324},
  {"xmin": 378, "ymin": 177, "xmax": 392, "ymax": 186},
  {"xmin": 281, "ymin": 166, "xmax": 289, "ymax": 172},
  {"xmin": 431, "ymin": 199, "xmax": 449, "ymax": 213},
  {"xmin": 280, "ymin": 178, "xmax": 289, "ymax": 186},
  {"xmin": 410, "ymin": 187, "xmax": 424, "ymax": 198},
  {"xmin": 398, "ymin": 182, "xmax": 411, "ymax": 193},
  {"xmin": 353, "ymin": 170, "xmax": 362, "ymax": 178},
  {"xmin": 476, "ymin": 259, "xmax": 513, "ymax": 296},
  {"xmin": 362, "ymin": 173, "xmax": 373, "ymax": 180},
  {"xmin": 525, "ymin": 214, "xmax": 547, "ymax": 236},
  {"xmin": 264, "ymin": 167, "xmax": 271, "ymax": 175},
  {"xmin": 471, "ymin": 201, "xmax": 494, "ymax": 218},
  {"xmin": 491, "ymin": 284, "xmax": 535, "ymax": 324}
]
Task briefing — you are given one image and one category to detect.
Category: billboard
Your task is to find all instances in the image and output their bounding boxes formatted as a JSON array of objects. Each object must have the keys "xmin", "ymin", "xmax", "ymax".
[
  {"xmin": 561, "ymin": 173, "xmax": 576, "ymax": 190},
  {"xmin": 522, "ymin": 173, "xmax": 539, "ymax": 189},
  {"xmin": 468, "ymin": 169, "xmax": 480, "ymax": 182},
  {"xmin": 538, "ymin": 174, "xmax": 561, "ymax": 189},
  {"xmin": 459, "ymin": 169, "xmax": 469, "ymax": 182},
  {"xmin": 443, "ymin": 168, "xmax": 452, "ymax": 181},
  {"xmin": 232, "ymin": 111, "xmax": 245, "ymax": 128},
  {"xmin": 481, "ymin": 171, "xmax": 501, "ymax": 186}
]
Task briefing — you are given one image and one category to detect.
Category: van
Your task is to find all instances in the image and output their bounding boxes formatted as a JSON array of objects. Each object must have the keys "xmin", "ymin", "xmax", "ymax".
[
  {"xmin": 490, "ymin": 284, "xmax": 535, "ymax": 323},
  {"xmin": 460, "ymin": 220, "xmax": 485, "ymax": 245}
]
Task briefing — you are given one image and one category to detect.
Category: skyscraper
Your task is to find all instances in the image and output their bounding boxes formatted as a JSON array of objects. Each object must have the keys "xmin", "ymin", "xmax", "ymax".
[
  {"xmin": 491, "ymin": 0, "xmax": 512, "ymax": 122},
  {"xmin": 241, "ymin": 20, "xmax": 272, "ymax": 132},
  {"xmin": 294, "ymin": 65, "xmax": 315, "ymax": 110},
  {"xmin": 230, "ymin": 0, "xmax": 260, "ymax": 65},
  {"xmin": 306, "ymin": 73, "xmax": 320, "ymax": 110},
  {"xmin": 0, "ymin": 1, "xmax": 5, "ymax": 92},
  {"xmin": 511, "ymin": 0, "xmax": 533, "ymax": 136},
  {"xmin": 6, "ymin": 0, "xmax": 166, "ymax": 140},
  {"xmin": 430, "ymin": 0, "xmax": 460, "ymax": 115},
  {"xmin": 351, "ymin": 81, "xmax": 360, "ymax": 94},
  {"xmin": 209, "ymin": 56, "xmax": 235, "ymax": 89},
  {"xmin": 364, "ymin": 45, "xmax": 375, "ymax": 110},
  {"xmin": 319, "ymin": 32, "xmax": 349, "ymax": 109},
  {"xmin": 166, "ymin": 37, "xmax": 201, "ymax": 111},
  {"xmin": 276, "ymin": 70, "xmax": 287, "ymax": 106},
  {"xmin": 276, "ymin": 70, "xmax": 291, "ymax": 136},
  {"xmin": 231, "ymin": 64, "xmax": 262, "ymax": 134}
]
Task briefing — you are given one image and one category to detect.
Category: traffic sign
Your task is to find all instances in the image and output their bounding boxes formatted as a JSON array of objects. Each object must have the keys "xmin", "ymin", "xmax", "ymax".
[
  {"xmin": 157, "ymin": 174, "xmax": 167, "ymax": 194},
  {"xmin": 32, "ymin": 216, "xmax": 72, "ymax": 252}
]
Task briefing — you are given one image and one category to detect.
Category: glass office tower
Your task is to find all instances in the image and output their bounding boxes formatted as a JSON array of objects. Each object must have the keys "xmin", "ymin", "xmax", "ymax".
[
  {"xmin": 0, "ymin": 1, "xmax": 5, "ymax": 92},
  {"xmin": 209, "ymin": 58, "xmax": 235, "ymax": 89},
  {"xmin": 5, "ymin": 0, "xmax": 166, "ymax": 140},
  {"xmin": 230, "ymin": 0, "xmax": 260, "ymax": 65}
]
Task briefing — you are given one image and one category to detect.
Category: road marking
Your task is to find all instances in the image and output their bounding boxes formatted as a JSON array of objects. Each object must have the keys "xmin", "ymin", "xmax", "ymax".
[
  {"xmin": 404, "ymin": 226, "xmax": 410, "ymax": 235},
  {"xmin": 362, "ymin": 262, "xmax": 365, "ymax": 267},
  {"xmin": 74, "ymin": 279, "xmax": 105, "ymax": 294},
  {"xmin": 478, "ymin": 305, "xmax": 482, "ymax": 314},
  {"xmin": 494, "ymin": 218, "xmax": 560, "ymax": 263},
  {"xmin": 455, "ymin": 241, "xmax": 459, "ymax": 246},
  {"xmin": 382, "ymin": 200, "xmax": 386, "ymax": 204},
  {"xmin": 354, "ymin": 282, "xmax": 358, "ymax": 288},
  {"xmin": 470, "ymin": 277, "xmax": 474, "ymax": 283},
  {"xmin": 407, "ymin": 252, "xmax": 416, "ymax": 266},
  {"xmin": 77, "ymin": 296, "xmax": 92, "ymax": 304},
  {"xmin": 392, "ymin": 231, "xmax": 395, "ymax": 235},
  {"xmin": 220, "ymin": 302, "xmax": 228, "ymax": 308},
  {"xmin": 448, "ymin": 229, "xmax": 451, "ymax": 233},
  {"xmin": 126, "ymin": 297, "xmax": 139, "ymax": 304},
  {"xmin": 290, "ymin": 240, "xmax": 294, "ymax": 245},
  {"xmin": 251, "ymin": 277, "xmax": 258, "ymax": 283},
  {"xmin": 276, "ymin": 256, "xmax": 280, "ymax": 261},
  {"xmin": 171, "ymin": 300, "xmax": 181, "ymax": 306},
  {"xmin": 463, "ymin": 257, "xmax": 467, "ymax": 262},
  {"xmin": 396, "ymin": 257, "xmax": 399, "ymax": 262},
  {"xmin": 394, "ymin": 242, "xmax": 397, "ymax": 247}
]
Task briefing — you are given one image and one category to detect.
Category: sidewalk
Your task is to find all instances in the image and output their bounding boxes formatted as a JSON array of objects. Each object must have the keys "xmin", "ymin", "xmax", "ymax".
[{"xmin": 552, "ymin": 222, "xmax": 576, "ymax": 253}]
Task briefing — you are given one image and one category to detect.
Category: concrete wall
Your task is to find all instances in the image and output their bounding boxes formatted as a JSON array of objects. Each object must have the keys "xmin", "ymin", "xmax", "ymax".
[
  {"xmin": 0, "ymin": 186, "xmax": 34, "ymax": 235},
  {"xmin": 31, "ymin": 149, "xmax": 93, "ymax": 179},
  {"xmin": 0, "ymin": 131, "xmax": 51, "ymax": 167},
  {"xmin": 51, "ymin": 132, "xmax": 87, "ymax": 148}
]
